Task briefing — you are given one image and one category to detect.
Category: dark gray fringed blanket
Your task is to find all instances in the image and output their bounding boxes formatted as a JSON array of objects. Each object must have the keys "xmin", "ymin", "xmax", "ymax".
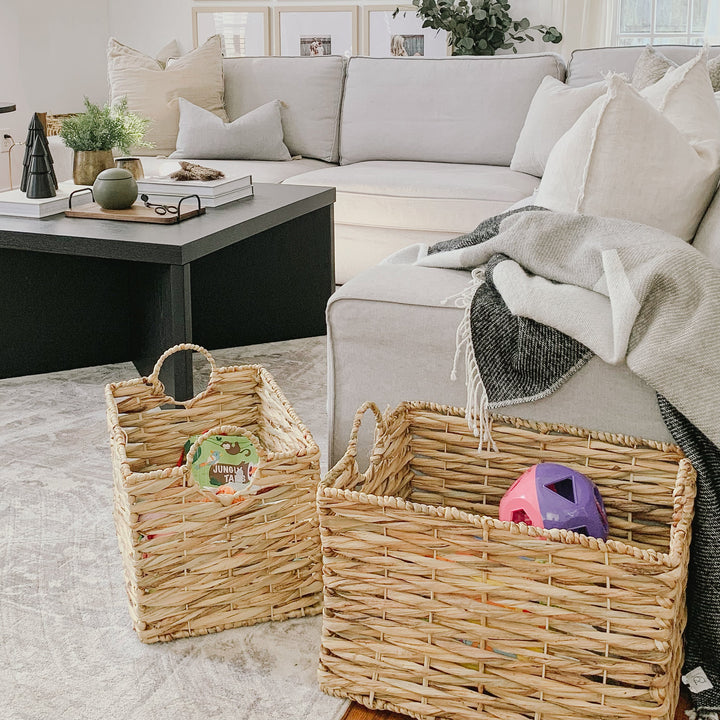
[{"xmin": 425, "ymin": 207, "xmax": 720, "ymax": 717}]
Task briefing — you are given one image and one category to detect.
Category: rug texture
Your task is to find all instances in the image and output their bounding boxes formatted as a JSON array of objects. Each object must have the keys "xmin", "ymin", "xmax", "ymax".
[{"xmin": 0, "ymin": 338, "xmax": 347, "ymax": 720}]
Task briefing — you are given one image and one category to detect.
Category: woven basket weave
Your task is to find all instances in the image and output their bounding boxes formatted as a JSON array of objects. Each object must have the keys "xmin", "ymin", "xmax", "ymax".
[
  {"xmin": 106, "ymin": 344, "xmax": 323, "ymax": 643},
  {"xmin": 318, "ymin": 401, "xmax": 696, "ymax": 720}
]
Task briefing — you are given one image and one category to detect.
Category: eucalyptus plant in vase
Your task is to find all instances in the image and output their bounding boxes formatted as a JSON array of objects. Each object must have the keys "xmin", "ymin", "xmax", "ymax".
[
  {"xmin": 396, "ymin": 0, "xmax": 562, "ymax": 56},
  {"xmin": 59, "ymin": 97, "xmax": 151, "ymax": 185}
]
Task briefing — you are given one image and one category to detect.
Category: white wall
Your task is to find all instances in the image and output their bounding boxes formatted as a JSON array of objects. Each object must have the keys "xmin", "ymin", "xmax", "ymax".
[{"xmin": 0, "ymin": 0, "xmax": 110, "ymax": 190}]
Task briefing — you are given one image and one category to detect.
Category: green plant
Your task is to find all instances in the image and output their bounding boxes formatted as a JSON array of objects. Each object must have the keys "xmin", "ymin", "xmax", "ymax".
[
  {"xmin": 396, "ymin": 0, "xmax": 562, "ymax": 56},
  {"xmin": 59, "ymin": 97, "xmax": 151, "ymax": 153}
]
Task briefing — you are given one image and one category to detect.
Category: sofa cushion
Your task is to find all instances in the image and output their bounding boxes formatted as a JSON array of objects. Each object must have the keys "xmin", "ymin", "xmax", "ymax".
[
  {"xmin": 138, "ymin": 156, "xmax": 334, "ymax": 185},
  {"xmin": 222, "ymin": 56, "xmax": 345, "ymax": 163},
  {"xmin": 327, "ymin": 262, "xmax": 671, "ymax": 465},
  {"xmin": 284, "ymin": 161, "xmax": 539, "ymax": 282},
  {"xmin": 107, "ymin": 35, "xmax": 227, "ymax": 156},
  {"xmin": 170, "ymin": 98, "xmax": 291, "ymax": 161},
  {"xmin": 339, "ymin": 54, "xmax": 565, "ymax": 166},
  {"xmin": 284, "ymin": 161, "xmax": 539, "ymax": 231},
  {"xmin": 566, "ymin": 44, "xmax": 720, "ymax": 87}
]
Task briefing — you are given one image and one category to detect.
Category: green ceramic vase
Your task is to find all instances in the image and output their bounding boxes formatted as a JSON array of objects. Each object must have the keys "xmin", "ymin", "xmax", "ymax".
[{"xmin": 92, "ymin": 168, "xmax": 138, "ymax": 210}]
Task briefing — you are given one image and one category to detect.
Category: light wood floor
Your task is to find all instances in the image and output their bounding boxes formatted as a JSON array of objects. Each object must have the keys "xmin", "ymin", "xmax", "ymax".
[{"xmin": 341, "ymin": 686, "xmax": 691, "ymax": 720}]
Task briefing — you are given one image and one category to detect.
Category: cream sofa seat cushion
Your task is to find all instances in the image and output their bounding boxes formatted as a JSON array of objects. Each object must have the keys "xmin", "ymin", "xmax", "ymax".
[
  {"xmin": 536, "ymin": 59, "xmax": 720, "ymax": 241},
  {"xmin": 138, "ymin": 156, "xmax": 333, "ymax": 185},
  {"xmin": 327, "ymin": 262, "xmax": 671, "ymax": 465},
  {"xmin": 284, "ymin": 161, "xmax": 539, "ymax": 283},
  {"xmin": 108, "ymin": 35, "xmax": 227, "ymax": 157},
  {"xmin": 283, "ymin": 161, "xmax": 539, "ymax": 232},
  {"xmin": 222, "ymin": 56, "xmax": 345, "ymax": 163}
]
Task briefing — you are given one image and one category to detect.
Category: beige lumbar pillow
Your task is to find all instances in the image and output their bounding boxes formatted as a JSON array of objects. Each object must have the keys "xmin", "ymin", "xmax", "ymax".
[
  {"xmin": 535, "ymin": 53, "xmax": 720, "ymax": 242},
  {"xmin": 107, "ymin": 35, "xmax": 227, "ymax": 156},
  {"xmin": 510, "ymin": 76, "xmax": 606, "ymax": 178},
  {"xmin": 171, "ymin": 98, "xmax": 291, "ymax": 161}
]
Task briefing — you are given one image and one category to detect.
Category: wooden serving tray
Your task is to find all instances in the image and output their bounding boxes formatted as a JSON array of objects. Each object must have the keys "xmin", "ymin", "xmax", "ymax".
[{"xmin": 65, "ymin": 201, "xmax": 205, "ymax": 224}]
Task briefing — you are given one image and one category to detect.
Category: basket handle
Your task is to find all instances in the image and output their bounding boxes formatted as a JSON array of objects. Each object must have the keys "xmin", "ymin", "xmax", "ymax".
[
  {"xmin": 346, "ymin": 402, "xmax": 386, "ymax": 459},
  {"xmin": 183, "ymin": 424, "xmax": 267, "ymax": 503},
  {"xmin": 146, "ymin": 343, "xmax": 218, "ymax": 406}
]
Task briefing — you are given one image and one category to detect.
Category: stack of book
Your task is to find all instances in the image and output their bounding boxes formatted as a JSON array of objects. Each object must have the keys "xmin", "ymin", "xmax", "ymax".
[
  {"xmin": 136, "ymin": 173, "xmax": 253, "ymax": 208},
  {"xmin": 0, "ymin": 181, "xmax": 92, "ymax": 218}
]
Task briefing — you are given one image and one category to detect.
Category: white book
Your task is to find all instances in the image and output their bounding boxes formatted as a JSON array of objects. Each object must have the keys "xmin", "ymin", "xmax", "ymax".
[
  {"xmin": 137, "ymin": 173, "xmax": 253, "ymax": 199},
  {"xmin": 0, "ymin": 181, "xmax": 92, "ymax": 218},
  {"xmin": 141, "ymin": 185, "xmax": 254, "ymax": 209}
]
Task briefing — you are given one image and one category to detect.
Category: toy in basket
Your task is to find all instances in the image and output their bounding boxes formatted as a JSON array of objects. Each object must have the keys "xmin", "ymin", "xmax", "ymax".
[
  {"xmin": 105, "ymin": 343, "xmax": 323, "ymax": 643},
  {"xmin": 317, "ymin": 401, "xmax": 696, "ymax": 720}
]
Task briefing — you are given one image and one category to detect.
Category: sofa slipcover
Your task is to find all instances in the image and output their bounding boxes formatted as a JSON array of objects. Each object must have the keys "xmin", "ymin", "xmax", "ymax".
[
  {"xmin": 285, "ymin": 160, "xmax": 539, "ymax": 282},
  {"xmin": 327, "ymin": 260, "xmax": 672, "ymax": 465}
]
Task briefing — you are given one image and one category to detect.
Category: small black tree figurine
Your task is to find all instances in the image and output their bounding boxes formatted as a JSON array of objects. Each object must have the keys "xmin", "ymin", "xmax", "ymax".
[
  {"xmin": 20, "ymin": 113, "xmax": 57, "ymax": 193},
  {"xmin": 25, "ymin": 135, "xmax": 56, "ymax": 199}
]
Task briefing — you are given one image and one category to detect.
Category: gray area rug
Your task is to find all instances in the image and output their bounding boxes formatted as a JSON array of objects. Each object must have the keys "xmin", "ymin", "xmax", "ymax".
[{"xmin": 0, "ymin": 337, "xmax": 347, "ymax": 720}]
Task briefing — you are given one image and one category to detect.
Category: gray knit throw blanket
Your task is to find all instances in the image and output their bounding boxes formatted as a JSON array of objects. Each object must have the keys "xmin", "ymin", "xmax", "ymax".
[{"xmin": 426, "ymin": 206, "xmax": 720, "ymax": 718}]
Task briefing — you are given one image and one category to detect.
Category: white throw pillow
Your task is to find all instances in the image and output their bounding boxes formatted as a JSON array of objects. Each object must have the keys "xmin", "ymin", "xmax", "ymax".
[
  {"xmin": 510, "ymin": 76, "xmax": 606, "ymax": 178},
  {"xmin": 535, "ymin": 63, "xmax": 720, "ymax": 241},
  {"xmin": 170, "ymin": 98, "xmax": 291, "ymax": 161},
  {"xmin": 693, "ymin": 185, "xmax": 720, "ymax": 269},
  {"xmin": 107, "ymin": 35, "xmax": 227, "ymax": 156}
]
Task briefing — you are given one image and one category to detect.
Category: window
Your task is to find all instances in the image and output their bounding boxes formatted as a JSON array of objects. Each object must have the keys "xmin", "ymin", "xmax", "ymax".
[{"xmin": 614, "ymin": 0, "xmax": 708, "ymax": 46}]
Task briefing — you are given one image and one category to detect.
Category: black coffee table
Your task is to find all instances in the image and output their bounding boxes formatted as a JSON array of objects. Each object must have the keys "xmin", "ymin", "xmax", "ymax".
[{"xmin": 0, "ymin": 183, "xmax": 335, "ymax": 399}]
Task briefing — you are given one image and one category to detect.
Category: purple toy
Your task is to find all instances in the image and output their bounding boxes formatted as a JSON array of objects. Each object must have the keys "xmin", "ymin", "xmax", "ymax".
[{"xmin": 499, "ymin": 463, "xmax": 609, "ymax": 540}]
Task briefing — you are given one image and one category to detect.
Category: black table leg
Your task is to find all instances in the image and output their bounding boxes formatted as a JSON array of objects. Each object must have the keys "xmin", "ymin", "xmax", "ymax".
[{"xmin": 132, "ymin": 263, "xmax": 194, "ymax": 401}]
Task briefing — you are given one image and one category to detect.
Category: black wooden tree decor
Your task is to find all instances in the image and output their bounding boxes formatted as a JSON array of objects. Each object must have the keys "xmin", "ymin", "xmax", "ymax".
[
  {"xmin": 20, "ymin": 113, "xmax": 57, "ymax": 193},
  {"xmin": 25, "ymin": 135, "xmax": 56, "ymax": 199}
]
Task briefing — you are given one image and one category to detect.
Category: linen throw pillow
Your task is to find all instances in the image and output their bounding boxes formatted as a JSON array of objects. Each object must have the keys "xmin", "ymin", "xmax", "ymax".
[
  {"xmin": 535, "ymin": 54, "xmax": 720, "ymax": 242},
  {"xmin": 510, "ymin": 76, "xmax": 607, "ymax": 177},
  {"xmin": 107, "ymin": 35, "xmax": 227, "ymax": 156},
  {"xmin": 170, "ymin": 98, "xmax": 291, "ymax": 161},
  {"xmin": 632, "ymin": 44, "xmax": 720, "ymax": 91}
]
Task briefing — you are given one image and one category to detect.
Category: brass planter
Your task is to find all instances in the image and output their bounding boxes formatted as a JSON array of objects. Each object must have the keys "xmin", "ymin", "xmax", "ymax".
[{"xmin": 72, "ymin": 150, "xmax": 114, "ymax": 186}]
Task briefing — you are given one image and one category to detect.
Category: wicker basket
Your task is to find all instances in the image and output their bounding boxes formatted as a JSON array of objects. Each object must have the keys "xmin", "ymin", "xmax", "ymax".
[
  {"xmin": 318, "ymin": 401, "xmax": 696, "ymax": 720},
  {"xmin": 45, "ymin": 113, "xmax": 77, "ymax": 136},
  {"xmin": 106, "ymin": 344, "xmax": 323, "ymax": 643}
]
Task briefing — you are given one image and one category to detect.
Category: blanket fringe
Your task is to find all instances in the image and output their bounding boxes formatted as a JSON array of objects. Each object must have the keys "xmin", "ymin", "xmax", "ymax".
[{"xmin": 449, "ymin": 268, "xmax": 497, "ymax": 452}]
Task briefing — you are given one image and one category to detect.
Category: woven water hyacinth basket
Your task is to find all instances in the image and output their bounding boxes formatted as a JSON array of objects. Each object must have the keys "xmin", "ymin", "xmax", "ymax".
[
  {"xmin": 318, "ymin": 401, "xmax": 696, "ymax": 720},
  {"xmin": 106, "ymin": 344, "xmax": 323, "ymax": 643}
]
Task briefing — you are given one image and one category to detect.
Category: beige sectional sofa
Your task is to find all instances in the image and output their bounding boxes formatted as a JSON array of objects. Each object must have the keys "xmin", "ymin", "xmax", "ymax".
[{"xmin": 53, "ymin": 52, "xmax": 561, "ymax": 283}]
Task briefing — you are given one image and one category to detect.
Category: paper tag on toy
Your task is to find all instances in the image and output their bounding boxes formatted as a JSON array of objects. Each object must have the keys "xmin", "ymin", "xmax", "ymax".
[
  {"xmin": 185, "ymin": 434, "xmax": 259, "ymax": 494},
  {"xmin": 682, "ymin": 667, "xmax": 714, "ymax": 693}
]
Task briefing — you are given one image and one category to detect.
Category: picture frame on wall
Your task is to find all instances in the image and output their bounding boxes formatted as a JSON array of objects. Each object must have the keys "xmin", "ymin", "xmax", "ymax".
[
  {"xmin": 193, "ymin": 6, "xmax": 271, "ymax": 57},
  {"xmin": 276, "ymin": 6, "xmax": 358, "ymax": 57},
  {"xmin": 365, "ymin": 6, "xmax": 450, "ymax": 57}
]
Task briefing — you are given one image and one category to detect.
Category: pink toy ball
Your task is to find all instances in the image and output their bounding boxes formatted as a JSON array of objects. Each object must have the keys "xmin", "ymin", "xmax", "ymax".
[{"xmin": 499, "ymin": 463, "xmax": 609, "ymax": 540}]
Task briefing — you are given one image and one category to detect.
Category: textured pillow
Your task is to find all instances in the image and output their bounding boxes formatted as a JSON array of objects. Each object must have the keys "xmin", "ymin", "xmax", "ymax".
[
  {"xmin": 107, "ymin": 35, "xmax": 227, "ymax": 156},
  {"xmin": 171, "ymin": 98, "xmax": 291, "ymax": 161},
  {"xmin": 631, "ymin": 45, "xmax": 675, "ymax": 90},
  {"xmin": 154, "ymin": 39, "xmax": 181, "ymax": 68},
  {"xmin": 693, "ymin": 185, "xmax": 720, "ymax": 268},
  {"xmin": 535, "ymin": 61, "xmax": 720, "ymax": 241},
  {"xmin": 510, "ymin": 76, "xmax": 606, "ymax": 178},
  {"xmin": 632, "ymin": 44, "xmax": 720, "ymax": 91}
]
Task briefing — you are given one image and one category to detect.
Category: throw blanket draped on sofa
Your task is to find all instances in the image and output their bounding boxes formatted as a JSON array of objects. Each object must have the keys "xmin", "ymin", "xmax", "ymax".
[{"xmin": 414, "ymin": 208, "xmax": 720, "ymax": 717}]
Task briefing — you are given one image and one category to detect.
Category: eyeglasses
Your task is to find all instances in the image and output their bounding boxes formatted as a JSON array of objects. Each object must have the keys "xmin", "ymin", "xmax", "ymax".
[{"xmin": 140, "ymin": 194, "xmax": 178, "ymax": 215}]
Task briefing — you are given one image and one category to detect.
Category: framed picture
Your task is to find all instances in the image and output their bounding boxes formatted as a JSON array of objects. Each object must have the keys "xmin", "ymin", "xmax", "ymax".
[
  {"xmin": 193, "ymin": 7, "xmax": 271, "ymax": 57},
  {"xmin": 276, "ymin": 6, "xmax": 358, "ymax": 57},
  {"xmin": 365, "ymin": 6, "xmax": 449, "ymax": 57}
]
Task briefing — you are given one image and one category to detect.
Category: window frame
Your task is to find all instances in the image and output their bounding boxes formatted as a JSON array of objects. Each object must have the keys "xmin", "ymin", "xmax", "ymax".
[{"xmin": 611, "ymin": 0, "xmax": 707, "ymax": 46}]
